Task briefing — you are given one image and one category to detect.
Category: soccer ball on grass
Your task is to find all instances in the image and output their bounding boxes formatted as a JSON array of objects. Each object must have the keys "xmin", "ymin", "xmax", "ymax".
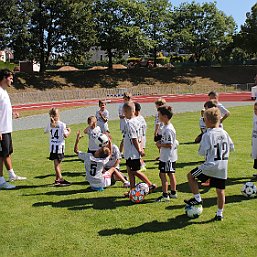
[
  {"xmin": 241, "ymin": 182, "xmax": 257, "ymax": 198},
  {"xmin": 129, "ymin": 187, "xmax": 145, "ymax": 203},
  {"xmin": 185, "ymin": 204, "xmax": 203, "ymax": 218}
]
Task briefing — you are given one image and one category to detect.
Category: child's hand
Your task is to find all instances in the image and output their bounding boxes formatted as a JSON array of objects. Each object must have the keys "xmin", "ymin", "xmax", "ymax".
[
  {"xmin": 76, "ymin": 130, "xmax": 83, "ymax": 140},
  {"xmin": 140, "ymin": 149, "xmax": 145, "ymax": 157},
  {"xmin": 156, "ymin": 141, "xmax": 161, "ymax": 149}
]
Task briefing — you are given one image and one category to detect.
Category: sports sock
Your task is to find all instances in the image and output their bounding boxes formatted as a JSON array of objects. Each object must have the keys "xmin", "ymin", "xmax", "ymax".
[
  {"xmin": 194, "ymin": 193, "xmax": 202, "ymax": 202},
  {"xmin": 162, "ymin": 192, "xmax": 168, "ymax": 197},
  {"xmin": 8, "ymin": 169, "xmax": 15, "ymax": 177},
  {"xmin": 217, "ymin": 209, "xmax": 223, "ymax": 216},
  {"xmin": 0, "ymin": 176, "xmax": 6, "ymax": 184}
]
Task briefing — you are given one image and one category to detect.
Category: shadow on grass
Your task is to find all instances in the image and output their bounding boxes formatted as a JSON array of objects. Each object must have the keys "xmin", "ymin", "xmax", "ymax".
[
  {"xmin": 179, "ymin": 142, "xmax": 197, "ymax": 145},
  {"xmin": 176, "ymin": 161, "xmax": 203, "ymax": 169},
  {"xmin": 32, "ymin": 195, "xmax": 147, "ymax": 210},
  {"xmin": 35, "ymin": 171, "xmax": 85, "ymax": 179},
  {"xmin": 98, "ymin": 214, "xmax": 214, "ymax": 236}
]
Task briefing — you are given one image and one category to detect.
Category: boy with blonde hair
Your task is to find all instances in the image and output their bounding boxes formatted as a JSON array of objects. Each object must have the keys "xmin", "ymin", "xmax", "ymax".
[{"xmin": 185, "ymin": 107, "xmax": 234, "ymax": 221}]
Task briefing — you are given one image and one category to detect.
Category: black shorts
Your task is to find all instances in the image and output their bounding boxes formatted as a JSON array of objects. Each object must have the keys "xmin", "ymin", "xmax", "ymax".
[
  {"xmin": 190, "ymin": 167, "xmax": 226, "ymax": 189},
  {"xmin": 0, "ymin": 133, "xmax": 13, "ymax": 158},
  {"xmin": 159, "ymin": 161, "xmax": 176, "ymax": 173},
  {"xmin": 87, "ymin": 149, "xmax": 96, "ymax": 155},
  {"xmin": 253, "ymin": 159, "xmax": 257, "ymax": 169},
  {"xmin": 154, "ymin": 135, "xmax": 162, "ymax": 142},
  {"xmin": 49, "ymin": 152, "xmax": 64, "ymax": 161},
  {"xmin": 126, "ymin": 158, "xmax": 141, "ymax": 172}
]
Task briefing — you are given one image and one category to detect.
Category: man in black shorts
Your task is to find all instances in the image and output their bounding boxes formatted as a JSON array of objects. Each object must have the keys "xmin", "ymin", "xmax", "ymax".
[{"xmin": 0, "ymin": 69, "xmax": 26, "ymax": 190}]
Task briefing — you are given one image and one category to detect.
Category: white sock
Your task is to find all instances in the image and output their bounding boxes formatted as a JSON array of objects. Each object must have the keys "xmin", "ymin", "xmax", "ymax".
[
  {"xmin": 0, "ymin": 176, "xmax": 6, "ymax": 184},
  {"xmin": 8, "ymin": 169, "xmax": 15, "ymax": 177},
  {"xmin": 217, "ymin": 209, "xmax": 223, "ymax": 216},
  {"xmin": 194, "ymin": 193, "xmax": 202, "ymax": 202}
]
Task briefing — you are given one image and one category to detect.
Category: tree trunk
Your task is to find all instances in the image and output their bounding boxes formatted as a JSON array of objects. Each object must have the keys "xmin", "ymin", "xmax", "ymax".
[{"xmin": 107, "ymin": 49, "xmax": 113, "ymax": 69}]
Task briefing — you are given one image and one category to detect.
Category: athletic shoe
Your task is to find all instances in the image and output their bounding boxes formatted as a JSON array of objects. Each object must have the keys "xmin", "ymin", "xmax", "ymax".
[
  {"xmin": 184, "ymin": 197, "xmax": 203, "ymax": 206},
  {"xmin": 54, "ymin": 179, "xmax": 71, "ymax": 187},
  {"xmin": 0, "ymin": 182, "xmax": 16, "ymax": 190},
  {"xmin": 124, "ymin": 191, "xmax": 130, "ymax": 198},
  {"xmin": 123, "ymin": 181, "xmax": 130, "ymax": 188},
  {"xmin": 9, "ymin": 175, "xmax": 27, "ymax": 182},
  {"xmin": 155, "ymin": 195, "xmax": 170, "ymax": 202},
  {"xmin": 214, "ymin": 214, "xmax": 223, "ymax": 221},
  {"xmin": 169, "ymin": 192, "xmax": 178, "ymax": 199},
  {"xmin": 149, "ymin": 184, "xmax": 157, "ymax": 193}
]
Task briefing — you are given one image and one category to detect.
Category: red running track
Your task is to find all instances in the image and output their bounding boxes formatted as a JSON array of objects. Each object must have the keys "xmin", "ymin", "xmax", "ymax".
[{"xmin": 12, "ymin": 92, "xmax": 252, "ymax": 111}]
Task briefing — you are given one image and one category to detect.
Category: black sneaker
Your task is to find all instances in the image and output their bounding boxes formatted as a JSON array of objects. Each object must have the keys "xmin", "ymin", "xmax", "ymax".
[
  {"xmin": 214, "ymin": 215, "xmax": 223, "ymax": 221},
  {"xmin": 149, "ymin": 184, "xmax": 157, "ymax": 193},
  {"xmin": 54, "ymin": 179, "xmax": 71, "ymax": 186},
  {"xmin": 184, "ymin": 197, "xmax": 203, "ymax": 206},
  {"xmin": 155, "ymin": 195, "xmax": 170, "ymax": 202}
]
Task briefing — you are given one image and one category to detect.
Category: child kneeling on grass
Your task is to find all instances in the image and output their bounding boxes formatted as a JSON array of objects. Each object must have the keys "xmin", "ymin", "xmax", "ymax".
[
  {"xmin": 184, "ymin": 107, "xmax": 234, "ymax": 221},
  {"xmin": 74, "ymin": 131, "xmax": 129, "ymax": 191}
]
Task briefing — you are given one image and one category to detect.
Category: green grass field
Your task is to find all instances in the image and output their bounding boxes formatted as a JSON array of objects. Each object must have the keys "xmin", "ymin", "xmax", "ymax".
[{"xmin": 1, "ymin": 105, "xmax": 257, "ymax": 257}]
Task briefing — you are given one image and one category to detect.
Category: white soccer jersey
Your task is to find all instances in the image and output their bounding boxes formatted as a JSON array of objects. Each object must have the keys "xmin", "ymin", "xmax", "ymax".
[
  {"xmin": 118, "ymin": 103, "xmax": 125, "ymax": 132},
  {"xmin": 123, "ymin": 117, "xmax": 141, "ymax": 160},
  {"xmin": 137, "ymin": 115, "xmax": 147, "ymax": 148},
  {"xmin": 87, "ymin": 126, "xmax": 101, "ymax": 151},
  {"xmin": 154, "ymin": 112, "xmax": 164, "ymax": 135},
  {"xmin": 217, "ymin": 102, "xmax": 229, "ymax": 117},
  {"xmin": 0, "ymin": 87, "xmax": 12, "ymax": 134},
  {"xmin": 159, "ymin": 123, "xmax": 177, "ymax": 162},
  {"xmin": 96, "ymin": 109, "xmax": 109, "ymax": 133},
  {"xmin": 198, "ymin": 128, "xmax": 234, "ymax": 179},
  {"xmin": 199, "ymin": 117, "xmax": 207, "ymax": 133},
  {"xmin": 105, "ymin": 144, "xmax": 121, "ymax": 169},
  {"xmin": 45, "ymin": 121, "xmax": 68, "ymax": 154},
  {"xmin": 78, "ymin": 152, "xmax": 109, "ymax": 188},
  {"xmin": 252, "ymin": 114, "xmax": 257, "ymax": 159}
]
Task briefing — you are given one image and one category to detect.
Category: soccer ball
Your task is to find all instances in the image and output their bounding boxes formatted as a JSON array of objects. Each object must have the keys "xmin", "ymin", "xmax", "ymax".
[
  {"xmin": 95, "ymin": 133, "xmax": 109, "ymax": 147},
  {"xmin": 185, "ymin": 204, "xmax": 203, "ymax": 218},
  {"xmin": 241, "ymin": 182, "xmax": 257, "ymax": 198},
  {"xmin": 129, "ymin": 188, "xmax": 145, "ymax": 203},
  {"xmin": 135, "ymin": 182, "xmax": 149, "ymax": 195}
]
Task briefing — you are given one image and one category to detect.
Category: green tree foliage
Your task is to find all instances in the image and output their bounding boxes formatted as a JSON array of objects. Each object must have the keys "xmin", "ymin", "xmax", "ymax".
[
  {"xmin": 170, "ymin": 1, "xmax": 236, "ymax": 62},
  {"xmin": 237, "ymin": 3, "xmax": 257, "ymax": 54}
]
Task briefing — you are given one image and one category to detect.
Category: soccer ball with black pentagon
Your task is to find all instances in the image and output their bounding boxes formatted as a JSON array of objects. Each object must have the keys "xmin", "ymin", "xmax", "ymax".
[
  {"xmin": 185, "ymin": 204, "xmax": 203, "ymax": 218},
  {"xmin": 129, "ymin": 188, "xmax": 145, "ymax": 203},
  {"xmin": 94, "ymin": 133, "xmax": 109, "ymax": 147},
  {"xmin": 241, "ymin": 182, "xmax": 257, "ymax": 198}
]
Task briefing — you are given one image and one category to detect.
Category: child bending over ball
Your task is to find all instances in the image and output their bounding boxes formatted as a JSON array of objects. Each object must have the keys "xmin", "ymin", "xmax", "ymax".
[
  {"xmin": 84, "ymin": 116, "xmax": 101, "ymax": 154},
  {"xmin": 44, "ymin": 108, "xmax": 71, "ymax": 186},
  {"xmin": 155, "ymin": 105, "xmax": 178, "ymax": 202},
  {"xmin": 184, "ymin": 107, "xmax": 234, "ymax": 221},
  {"xmin": 123, "ymin": 102, "xmax": 157, "ymax": 197},
  {"xmin": 74, "ymin": 131, "xmax": 129, "ymax": 191}
]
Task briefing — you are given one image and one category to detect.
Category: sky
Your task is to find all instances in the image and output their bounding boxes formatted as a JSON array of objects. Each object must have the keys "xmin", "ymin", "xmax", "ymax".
[{"xmin": 170, "ymin": 0, "xmax": 257, "ymax": 29}]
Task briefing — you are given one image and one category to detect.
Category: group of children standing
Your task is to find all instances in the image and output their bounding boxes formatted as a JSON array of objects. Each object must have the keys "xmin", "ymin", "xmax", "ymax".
[{"xmin": 45, "ymin": 90, "xmax": 256, "ymax": 221}]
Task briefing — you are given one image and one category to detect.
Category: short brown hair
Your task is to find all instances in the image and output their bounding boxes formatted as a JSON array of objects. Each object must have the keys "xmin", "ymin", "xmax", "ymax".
[
  {"xmin": 87, "ymin": 116, "xmax": 97, "ymax": 124},
  {"xmin": 155, "ymin": 98, "xmax": 166, "ymax": 106},
  {"xmin": 123, "ymin": 102, "xmax": 135, "ymax": 112},
  {"xmin": 0, "ymin": 69, "xmax": 13, "ymax": 81},
  {"xmin": 123, "ymin": 92, "xmax": 132, "ymax": 99},
  {"xmin": 158, "ymin": 105, "xmax": 173, "ymax": 120},
  {"xmin": 99, "ymin": 147, "xmax": 110, "ymax": 158},
  {"xmin": 204, "ymin": 100, "xmax": 217, "ymax": 109},
  {"xmin": 208, "ymin": 91, "xmax": 218, "ymax": 97},
  {"xmin": 204, "ymin": 107, "xmax": 221, "ymax": 126}
]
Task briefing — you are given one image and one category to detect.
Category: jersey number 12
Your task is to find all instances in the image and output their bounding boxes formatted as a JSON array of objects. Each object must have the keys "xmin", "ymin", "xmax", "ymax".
[{"xmin": 214, "ymin": 142, "xmax": 228, "ymax": 161}]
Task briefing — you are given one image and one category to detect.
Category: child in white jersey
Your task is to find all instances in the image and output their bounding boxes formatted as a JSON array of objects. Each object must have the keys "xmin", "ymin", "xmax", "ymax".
[
  {"xmin": 155, "ymin": 105, "xmax": 178, "ymax": 202},
  {"xmin": 44, "ymin": 108, "xmax": 71, "ymax": 186},
  {"xmin": 74, "ymin": 131, "xmax": 129, "ymax": 191},
  {"xmin": 96, "ymin": 100, "xmax": 110, "ymax": 134},
  {"xmin": 184, "ymin": 107, "xmax": 234, "ymax": 221},
  {"xmin": 251, "ymin": 102, "xmax": 257, "ymax": 180},
  {"xmin": 123, "ymin": 102, "xmax": 156, "ymax": 196},
  {"xmin": 84, "ymin": 116, "xmax": 101, "ymax": 154},
  {"xmin": 154, "ymin": 98, "xmax": 166, "ymax": 160},
  {"xmin": 134, "ymin": 102, "xmax": 147, "ymax": 171}
]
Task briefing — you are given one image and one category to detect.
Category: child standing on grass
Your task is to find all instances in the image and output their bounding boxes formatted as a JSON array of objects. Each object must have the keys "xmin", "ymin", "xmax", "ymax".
[
  {"xmin": 123, "ymin": 102, "xmax": 156, "ymax": 197},
  {"xmin": 44, "ymin": 108, "xmax": 71, "ymax": 186},
  {"xmin": 96, "ymin": 100, "xmax": 110, "ymax": 134},
  {"xmin": 155, "ymin": 106, "xmax": 178, "ymax": 202},
  {"xmin": 184, "ymin": 107, "xmax": 234, "ymax": 221},
  {"xmin": 251, "ymin": 102, "xmax": 257, "ymax": 180},
  {"xmin": 154, "ymin": 98, "xmax": 166, "ymax": 160},
  {"xmin": 134, "ymin": 102, "xmax": 147, "ymax": 171},
  {"xmin": 74, "ymin": 131, "xmax": 129, "ymax": 191},
  {"xmin": 84, "ymin": 116, "xmax": 101, "ymax": 154}
]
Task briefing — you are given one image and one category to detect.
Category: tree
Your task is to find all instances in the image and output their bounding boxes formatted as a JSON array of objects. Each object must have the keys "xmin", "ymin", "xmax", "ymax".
[
  {"xmin": 170, "ymin": 1, "xmax": 236, "ymax": 63},
  {"xmin": 140, "ymin": 0, "xmax": 172, "ymax": 67},
  {"xmin": 237, "ymin": 3, "xmax": 257, "ymax": 54},
  {"xmin": 93, "ymin": 0, "xmax": 151, "ymax": 69}
]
